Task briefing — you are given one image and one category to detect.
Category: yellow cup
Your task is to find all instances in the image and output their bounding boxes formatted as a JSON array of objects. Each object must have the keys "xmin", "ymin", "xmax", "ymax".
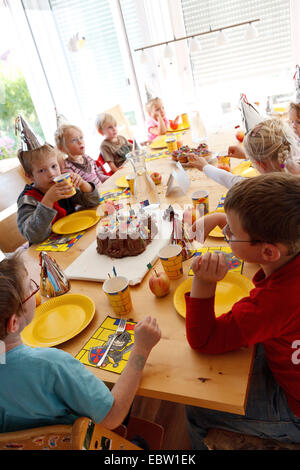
[
  {"xmin": 103, "ymin": 276, "xmax": 132, "ymax": 315},
  {"xmin": 54, "ymin": 173, "xmax": 76, "ymax": 196},
  {"xmin": 181, "ymin": 113, "xmax": 190, "ymax": 128},
  {"xmin": 176, "ymin": 133, "xmax": 183, "ymax": 150},
  {"xmin": 166, "ymin": 136, "xmax": 177, "ymax": 153},
  {"xmin": 126, "ymin": 174, "xmax": 135, "ymax": 195},
  {"xmin": 159, "ymin": 244, "xmax": 183, "ymax": 280},
  {"xmin": 192, "ymin": 190, "xmax": 209, "ymax": 215},
  {"xmin": 217, "ymin": 155, "xmax": 231, "ymax": 171}
]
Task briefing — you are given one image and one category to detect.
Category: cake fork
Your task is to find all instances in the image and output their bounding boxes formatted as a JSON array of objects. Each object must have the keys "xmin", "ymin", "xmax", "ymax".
[{"xmin": 97, "ymin": 318, "xmax": 127, "ymax": 367}]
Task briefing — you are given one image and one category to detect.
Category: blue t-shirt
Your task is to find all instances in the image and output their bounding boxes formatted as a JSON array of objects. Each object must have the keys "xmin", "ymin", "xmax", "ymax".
[{"xmin": 0, "ymin": 344, "xmax": 114, "ymax": 432}]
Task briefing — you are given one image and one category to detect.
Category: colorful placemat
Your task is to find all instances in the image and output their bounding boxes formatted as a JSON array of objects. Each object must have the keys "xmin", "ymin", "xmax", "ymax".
[
  {"xmin": 35, "ymin": 231, "xmax": 85, "ymax": 252},
  {"xmin": 215, "ymin": 193, "xmax": 227, "ymax": 212},
  {"xmin": 146, "ymin": 149, "xmax": 169, "ymax": 161},
  {"xmin": 99, "ymin": 188, "xmax": 130, "ymax": 203},
  {"xmin": 188, "ymin": 246, "xmax": 244, "ymax": 275},
  {"xmin": 75, "ymin": 316, "xmax": 136, "ymax": 374}
]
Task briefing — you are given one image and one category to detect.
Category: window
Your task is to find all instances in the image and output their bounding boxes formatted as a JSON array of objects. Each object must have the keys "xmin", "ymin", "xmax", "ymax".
[{"xmin": 181, "ymin": 0, "xmax": 294, "ymax": 129}]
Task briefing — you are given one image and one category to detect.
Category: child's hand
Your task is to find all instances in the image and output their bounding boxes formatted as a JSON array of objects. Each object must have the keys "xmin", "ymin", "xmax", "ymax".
[
  {"xmin": 133, "ymin": 315, "xmax": 161, "ymax": 356},
  {"xmin": 192, "ymin": 251, "xmax": 229, "ymax": 284},
  {"xmin": 42, "ymin": 180, "xmax": 73, "ymax": 206},
  {"xmin": 187, "ymin": 154, "xmax": 208, "ymax": 171},
  {"xmin": 69, "ymin": 172, "xmax": 92, "ymax": 192},
  {"xmin": 227, "ymin": 146, "xmax": 246, "ymax": 159}
]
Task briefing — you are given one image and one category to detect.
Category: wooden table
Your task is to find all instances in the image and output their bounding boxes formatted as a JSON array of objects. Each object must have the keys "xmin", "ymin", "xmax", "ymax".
[{"xmin": 24, "ymin": 133, "xmax": 258, "ymax": 415}]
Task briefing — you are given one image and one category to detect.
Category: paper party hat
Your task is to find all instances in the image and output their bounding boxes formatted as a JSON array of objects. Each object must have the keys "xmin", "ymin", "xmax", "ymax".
[{"xmin": 15, "ymin": 115, "xmax": 44, "ymax": 151}]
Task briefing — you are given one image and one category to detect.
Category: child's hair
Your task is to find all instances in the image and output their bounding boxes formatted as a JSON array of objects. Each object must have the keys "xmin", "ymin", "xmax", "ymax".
[
  {"xmin": 18, "ymin": 143, "xmax": 59, "ymax": 177},
  {"xmin": 243, "ymin": 118, "xmax": 299, "ymax": 172},
  {"xmin": 145, "ymin": 97, "xmax": 162, "ymax": 116},
  {"xmin": 54, "ymin": 124, "xmax": 83, "ymax": 152},
  {"xmin": 289, "ymin": 102, "xmax": 300, "ymax": 118},
  {"xmin": 95, "ymin": 113, "xmax": 117, "ymax": 133},
  {"xmin": 0, "ymin": 250, "xmax": 26, "ymax": 340},
  {"xmin": 224, "ymin": 173, "xmax": 300, "ymax": 255}
]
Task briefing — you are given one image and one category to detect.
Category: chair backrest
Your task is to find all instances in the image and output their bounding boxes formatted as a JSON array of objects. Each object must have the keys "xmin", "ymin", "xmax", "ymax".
[
  {"xmin": 0, "ymin": 165, "xmax": 29, "ymax": 253},
  {"xmin": 0, "ymin": 418, "xmax": 141, "ymax": 450},
  {"xmin": 104, "ymin": 105, "xmax": 133, "ymax": 140}
]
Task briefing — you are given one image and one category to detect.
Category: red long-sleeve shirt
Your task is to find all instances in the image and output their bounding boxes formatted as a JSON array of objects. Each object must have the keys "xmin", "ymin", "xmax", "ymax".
[{"xmin": 185, "ymin": 254, "xmax": 300, "ymax": 417}]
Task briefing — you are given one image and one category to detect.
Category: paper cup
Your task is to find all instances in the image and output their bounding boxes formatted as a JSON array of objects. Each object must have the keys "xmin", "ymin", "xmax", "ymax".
[
  {"xmin": 126, "ymin": 174, "xmax": 135, "ymax": 195},
  {"xmin": 192, "ymin": 190, "xmax": 209, "ymax": 215},
  {"xmin": 103, "ymin": 276, "xmax": 132, "ymax": 315},
  {"xmin": 217, "ymin": 155, "xmax": 230, "ymax": 171},
  {"xmin": 166, "ymin": 136, "xmax": 177, "ymax": 153},
  {"xmin": 181, "ymin": 113, "xmax": 190, "ymax": 128},
  {"xmin": 159, "ymin": 244, "xmax": 183, "ymax": 280},
  {"xmin": 176, "ymin": 133, "xmax": 183, "ymax": 150},
  {"xmin": 54, "ymin": 173, "xmax": 76, "ymax": 196}
]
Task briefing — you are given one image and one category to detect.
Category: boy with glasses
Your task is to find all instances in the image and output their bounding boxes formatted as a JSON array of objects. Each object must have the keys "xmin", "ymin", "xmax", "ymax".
[{"xmin": 185, "ymin": 173, "xmax": 300, "ymax": 449}]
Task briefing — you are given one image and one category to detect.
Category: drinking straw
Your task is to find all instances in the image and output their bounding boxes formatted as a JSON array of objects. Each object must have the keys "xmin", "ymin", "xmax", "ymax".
[
  {"xmin": 108, "ymin": 273, "xmax": 111, "ymax": 278},
  {"xmin": 113, "ymin": 266, "xmax": 117, "ymax": 277}
]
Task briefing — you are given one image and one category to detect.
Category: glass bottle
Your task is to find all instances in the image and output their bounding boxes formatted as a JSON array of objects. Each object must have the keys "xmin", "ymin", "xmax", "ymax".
[{"xmin": 126, "ymin": 148, "xmax": 160, "ymax": 206}]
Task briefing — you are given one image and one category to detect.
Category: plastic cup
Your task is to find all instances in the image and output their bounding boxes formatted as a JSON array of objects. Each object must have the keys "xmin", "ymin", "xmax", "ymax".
[
  {"xmin": 54, "ymin": 173, "xmax": 76, "ymax": 196},
  {"xmin": 192, "ymin": 190, "xmax": 209, "ymax": 215},
  {"xmin": 126, "ymin": 174, "xmax": 135, "ymax": 195},
  {"xmin": 159, "ymin": 244, "xmax": 183, "ymax": 280},
  {"xmin": 103, "ymin": 276, "xmax": 132, "ymax": 315},
  {"xmin": 166, "ymin": 136, "xmax": 177, "ymax": 153}
]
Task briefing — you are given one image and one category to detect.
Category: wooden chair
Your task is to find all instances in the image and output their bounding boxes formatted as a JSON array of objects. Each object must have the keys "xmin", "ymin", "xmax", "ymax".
[
  {"xmin": 126, "ymin": 416, "xmax": 164, "ymax": 450},
  {"xmin": 0, "ymin": 416, "xmax": 164, "ymax": 450},
  {"xmin": 204, "ymin": 428, "xmax": 300, "ymax": 451},
  {"xmin": 104, "ymin": 105, "xmax": 134, "ymax": 140},
  {"xmin": 0, "ymin": 417, "xmax": 140, "ymax": 450},
  {"xmin": 0, "ymin": 165, "xmax": 29, "ymax": 253}
]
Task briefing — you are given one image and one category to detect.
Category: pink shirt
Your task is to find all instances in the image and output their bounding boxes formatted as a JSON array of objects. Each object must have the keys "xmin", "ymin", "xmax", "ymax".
[{"xmin": 147, "ymin": 117, "xmax": 169, "ymax": 141}]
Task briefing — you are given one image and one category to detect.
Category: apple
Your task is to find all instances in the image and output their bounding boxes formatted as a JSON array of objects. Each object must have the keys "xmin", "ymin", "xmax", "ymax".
[
  {"xmin": 150, "ymin": 172, "xmax": 162, "ymax": 185},
  {"xmin": 169, "ymin": 116, "xmax": 180, "ymax": 130},
  {"xmin": 235, "ymin": 126, "xmax": 245, "ymax": 143},
  {"xmin": 149, "ymin": 270, "xmax": 170, "ymax": 297}
]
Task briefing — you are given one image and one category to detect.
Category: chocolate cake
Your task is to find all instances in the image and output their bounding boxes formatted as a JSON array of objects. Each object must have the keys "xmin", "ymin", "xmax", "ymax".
[{"xmin": 96, "ymin": 209, "xmax": 158, "ymax": 258}]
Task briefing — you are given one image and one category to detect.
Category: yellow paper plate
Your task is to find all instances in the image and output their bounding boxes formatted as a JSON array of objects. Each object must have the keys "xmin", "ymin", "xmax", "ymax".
[
  {"xmin": 115, "ymin": 175, "xmax": 129, "ymax": 188},
  {"xmin": 21, "ymin": 294, "xmax": 95, "ymax": 347},
  {"xmin": 232, "ymin": 160, "xmax": 259, "ymax": 177},
  {"xmin": 205, "ymin": 212, "xmax": 225, "ymax": 238},
  {"xmin": 149, "ymin": 135, "xmax": 167, "ymax": 149},
  {"xmin": 52, "ymin": 210, "xmax": 100, "ymax": 234},
  {"xmin": 167, "ymin": 124, "xmax": 190, "ymax": 132},
  {"xmin": 208, "ymin": 226, "xmax": 224, "ymax": 238},
  {"xmin": 173, "ymin": 272, "xmax": 253, "ymax": 318}
]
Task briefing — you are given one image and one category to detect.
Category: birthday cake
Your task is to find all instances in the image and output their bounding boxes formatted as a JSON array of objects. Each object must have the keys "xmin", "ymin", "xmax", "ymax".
[
  {"xmin": 96, "ymin": 208, "xmax": 158, "ymax": 258},
  {"xmin": 171, "ymin": 143, "xmax": 212, "ymax": 163}
]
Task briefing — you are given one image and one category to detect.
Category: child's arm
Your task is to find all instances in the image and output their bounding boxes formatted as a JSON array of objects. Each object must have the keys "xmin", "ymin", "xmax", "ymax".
[
  {"xmin": 189, "ymin": 212, "xmax": 227, "ymax": 242},
  {"xmin": 109, "ymin": 161, "xmax": 118, "ymax": 173},
  {"xmin": 188, "ymin": 155, "xmax": 243, "ymax": 189},
  {"xmin": 149, "ymin": 113, "xmax": 167, "ymax": 137},
  {"xmin": 100, "ymin": 316, "xmax": 161, "ymax": 429},
  {"xmin": 190, "ymin": 251, "xmax": 229, "ymax": 299},
  {"xmin": 17, "ymin": 200, "xmax": 56, "ymax": 244}
]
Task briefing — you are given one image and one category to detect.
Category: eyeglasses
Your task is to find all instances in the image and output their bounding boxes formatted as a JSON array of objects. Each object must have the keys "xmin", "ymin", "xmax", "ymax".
[
  {"xmin": 222, "ymin": 224, "xmax": 268, "ymax": 244},
  {"xmin": 22, "ymin": 279, "xmax": 40, "ymax": 305}
]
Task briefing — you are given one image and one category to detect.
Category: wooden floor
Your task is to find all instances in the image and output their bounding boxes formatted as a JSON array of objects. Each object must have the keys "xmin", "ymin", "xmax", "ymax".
[{"xmin": 131, "ymin": 396, "xmax": 191, "ymax": 450}]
